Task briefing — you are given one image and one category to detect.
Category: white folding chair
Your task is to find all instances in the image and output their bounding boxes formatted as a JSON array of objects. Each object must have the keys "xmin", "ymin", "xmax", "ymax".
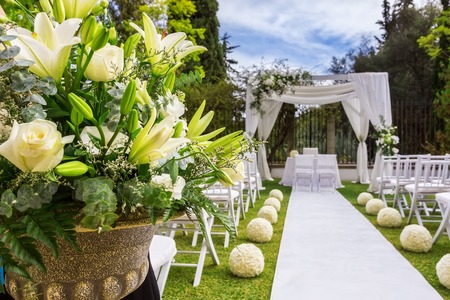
[
  {"xmin": 243, "ymin": 152, "xmax": 260, "ymax": 212},
  {"xmin": 316, "ymin": 154, "xmax": 337, "ymax": 192},
  {"xmin": 156, "ymin": 209, "xmax": 219, "ymax": 287},
  {"xmin": 201, "ymin": 182, "xmax": 240, "ymax": 247},
  {"xmin": 149, "ymin": 235, "xmax": 177, "ymax": 296},
  {"xmin": 390, "ymin": 155, "xmax": 425, "ymax": 217},
  {"xmin": 432, "ymin": 192, "xmax": 450, "ymax": 243},
  {"xmin": 377, "ymin": 155, "xmax": 398, "ymax": 206},
  {"xmin": 406, "ymin": 156, "xmax": 450, "ymax": 225},
  {"xmin": 294, "ymin": 154, "xmax": 315, "ymax": 192}
]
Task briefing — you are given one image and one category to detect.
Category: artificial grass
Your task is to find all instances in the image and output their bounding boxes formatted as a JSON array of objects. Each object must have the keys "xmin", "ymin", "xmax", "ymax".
[
  {"xmin": 161, "ymin": 180, "xmax": 450, "ymax": 299},
  {"xmin": 162, "ymin": 181, "xmax": 291, "ymax": 300}
]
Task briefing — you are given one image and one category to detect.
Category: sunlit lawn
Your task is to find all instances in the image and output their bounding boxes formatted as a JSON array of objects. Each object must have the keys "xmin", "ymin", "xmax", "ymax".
[{"xmin": 161, "ymin": 180, "xmax": 450, "ymax": 300}]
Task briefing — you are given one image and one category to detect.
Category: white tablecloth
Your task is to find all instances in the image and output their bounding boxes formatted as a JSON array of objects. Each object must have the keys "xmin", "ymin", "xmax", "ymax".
[{"xmin": 279, "ymin": 156, "xmax": 343, "ymax": 188}]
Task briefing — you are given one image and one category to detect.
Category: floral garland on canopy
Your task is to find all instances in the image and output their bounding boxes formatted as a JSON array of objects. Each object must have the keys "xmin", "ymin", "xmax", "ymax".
[
  {"xmin": 0, "ymin": 0, "xmax": 251, "ymax": 281},
  {"xmin": 237, "ymin": 59, "xmax": 311, "ymax": 113}
]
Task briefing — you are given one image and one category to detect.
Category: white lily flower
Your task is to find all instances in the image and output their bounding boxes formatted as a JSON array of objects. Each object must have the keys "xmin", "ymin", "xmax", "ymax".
[
  {"xmin": 7, "ymin": 12, "xmax": 81, "ymax": 82},
  {"xmin": 130, "ymin": 13, "xmax": 206, "ymax": 76},
  {"xmin": 128, "ymin": 109, "xmax": 189, "ymax": 164}
]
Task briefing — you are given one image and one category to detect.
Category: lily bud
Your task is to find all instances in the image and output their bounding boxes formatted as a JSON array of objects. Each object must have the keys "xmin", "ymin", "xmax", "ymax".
[
  {"xmin": 164, "ymin": 72, "xmax": 175, "ymax": 92},
  {"xmin": 91, "ymin": 4, "xmax": 105, "ymax": 16},
  {"xmin": 127, "ymin": 109, "xmax": 139, "ymax": 134},
  {"xmin": 123, "ymin": 33, "xmax": 141, "ymax": 58},
  {"xmin": 120, "ymin": 80, "xmax": 136, "ymax": 115},
  {"xmin": 55, "ymin": 161, "xmax": 89, "ymax": 177},
  {"xmin": 80, "ymin": 16, "xmax": 98, "ymax": 45},
  {"xmin": 70, "ymin": 109, "xmax": 83, "ymax": 126},
  {"xmin": 39, "ymin": 0, "xmax": 52, "ymax": 14},
  {"xmin": 68, "ymin": 93, "xmax": 94, "ymax": 121},
  {"xmin": 100, "ymin": 0, "xmax": 109, "ymax": 8},
  {"xmin": 173, "ymin": 121, "xmax": 184, "ymax": 138},
  {"xmin": 90, "ymin": 27, "xmax": 109, "ymax": 52},
  {"xmin": 53, "ymin": 0, "xmax": 66, "ymax": 23},
  {"xmin": 108, "ymin": 27, "xmax": 118, "ymax": 45}
]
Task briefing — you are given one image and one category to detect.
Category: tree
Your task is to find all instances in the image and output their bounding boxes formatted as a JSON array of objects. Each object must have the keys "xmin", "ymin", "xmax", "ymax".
[
  {"xmin": 185, "ymin": 0, "xmax": 227, "ymax": 83},
  {"xmin": 221, "ymin": 32, "xmax": 239, "ymax": 74}
]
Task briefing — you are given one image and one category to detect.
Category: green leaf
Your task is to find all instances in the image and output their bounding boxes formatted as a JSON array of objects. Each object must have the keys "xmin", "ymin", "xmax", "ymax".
[
  {"xmin": 36, "ymin": 76, "xmax": 57, "ymax": 95},
  {"xmin": 0, "ymin": 46, "xmax": 20, "ymax": 59},
  {"xmin": 0, "ymin": 202, "xmax": 12, "ymax": 218},
  {"xmin": 23, "ymin": 215, "xmax": 58, "ymax": 257},
  {"xmin": 11, "ymin": 70, "xmax": 37, "ymax": 92},
  {"xmin": 25, "ymin": 94, "xmax": 47, "ymax": 105}
]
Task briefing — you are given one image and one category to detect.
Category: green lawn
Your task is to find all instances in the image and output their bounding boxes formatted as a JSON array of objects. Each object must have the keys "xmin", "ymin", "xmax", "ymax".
[{"xmin": 161, "ymin": 180, "xmax": 450, "ymax": 300}]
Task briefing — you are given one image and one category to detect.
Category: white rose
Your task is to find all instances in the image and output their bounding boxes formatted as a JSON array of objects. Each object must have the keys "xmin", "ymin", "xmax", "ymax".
[
  {"xmin": 84, "ymin": 44, "xmax": 124, "ymax": 82},
  {"xmin": 0, "ymin": 119, "xmax": 74, "ymax": 172},
  {"xmin": 151, "ymin": 174, "xmax": 186, "ymax": 200}
]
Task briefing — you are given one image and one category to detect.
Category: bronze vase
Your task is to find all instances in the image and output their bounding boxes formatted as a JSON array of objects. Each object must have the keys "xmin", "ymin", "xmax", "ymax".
[{"xmin": 5, "ymin": 222, "xmax": 155, "ymax": 300}]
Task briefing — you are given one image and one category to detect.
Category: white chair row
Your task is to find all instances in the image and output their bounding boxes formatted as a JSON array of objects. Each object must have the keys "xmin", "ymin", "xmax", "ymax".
[
  {"xmin": 377, "ymin": 154, "xmax": 450, "ymax": 222},
  {"xmin": 153, "ymin": 151, "xmax": 264, "ymax": 290}
]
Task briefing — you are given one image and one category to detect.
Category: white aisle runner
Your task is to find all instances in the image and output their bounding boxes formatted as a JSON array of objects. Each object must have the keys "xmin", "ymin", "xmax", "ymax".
[{"xmin": 271, "ymin": 191, "xmax": 443, "ymax": 300}]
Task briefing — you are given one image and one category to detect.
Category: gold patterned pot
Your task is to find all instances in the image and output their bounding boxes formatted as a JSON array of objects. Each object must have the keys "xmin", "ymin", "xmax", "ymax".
[{"xmin": 5, "ymin": 221, "xmax": 155, "ymax": 300}]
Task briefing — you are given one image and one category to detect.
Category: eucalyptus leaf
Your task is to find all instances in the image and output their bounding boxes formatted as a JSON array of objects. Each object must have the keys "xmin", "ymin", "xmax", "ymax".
[
  {"xmin": 0, "ymin": 60, "xmax": 15, "ymax": 73},
  {"xmin": 15, "ymin": 59, "xmax": 34, "ymax": 67},
  {"xmin": 1, "ymin": 189, "xmax": 16, "ymax": 205},
  {"xmin": 0, "ymin": 35, "xmax": 17, "ymax": 42},
  {"xmin": 0, "ymin": 46, "xmax": 20, "ymax": 59},
  {"xmin": 21, "ymin": 103, "xmax": 47, "ymax": 122},
  {"xmin": 11, "ymin": 70, "xmax": 37, "ymax": 92},
  {"xmin": 25, "ymin": 94, "xmax": 47, "ymax": 105},
  {"xmin": 36, "ymin": 77, "xmax": 57, "ymax": 95}
]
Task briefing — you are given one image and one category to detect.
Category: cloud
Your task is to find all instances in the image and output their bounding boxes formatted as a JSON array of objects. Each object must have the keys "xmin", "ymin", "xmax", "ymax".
[{"xmin": 217, "ymin": 0, "xmax": 425, "ymax": 73}]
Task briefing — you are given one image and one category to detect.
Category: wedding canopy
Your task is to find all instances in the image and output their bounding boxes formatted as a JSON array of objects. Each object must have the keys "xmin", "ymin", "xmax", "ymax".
[{"xmin": 245, "ymin": 72, "xmax": 392, "ymax": 192}]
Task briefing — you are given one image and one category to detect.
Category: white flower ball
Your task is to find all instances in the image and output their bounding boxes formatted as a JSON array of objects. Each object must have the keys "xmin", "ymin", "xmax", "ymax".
[
  {"xmin": 269, "ymin": 189, "xmax": 284, "ymax": 202},
  {"xmin": 365, "ymin": 198, "xmax": 385, "ymax": 215},
  {"xmin": 229, "ymin": 243, "xmax": 264, "ymax": 278},
  {"xmin": 437, "ymin": 254, "xmax": 450, "ymax": 289},
  {"xmin": 247, "ymin": 218, "xmax": 273, "ymax": 243},
  {"xmin": 357, "ymin": 192, "xmax": 374, "ymax": 206},
  {"xmin": 289, "ymin": 150, "xmax": 299, "ymax": 158},
  {"xmin": 377, "ymin": 207, "xmax": 402, "ymax": 228},
  {"xmin": 264, "ymin": 197, "xmax": 281, "ymax": 212},
  {"xmin": 400, "ymin": 224, "xmax": 432, "ymax": 253},
  {"xmin": 257, "ymin": 206, "xmax": 278, "ymax": 224}
]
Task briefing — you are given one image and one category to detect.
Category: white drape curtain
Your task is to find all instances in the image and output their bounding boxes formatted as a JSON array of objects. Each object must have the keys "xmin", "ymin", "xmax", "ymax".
[
  {"xmin": 341, "ymin": 98, "xmax": 370, "ymax": 183},
  {"xmin": 348, "ymin": 73, "xmax": 392, "ymax": 192},
  {"xmin": 257, "ymin": 100, "xmax": 283, "ymax": 180},
  {"xmin": 245, "ymin": 84, "xmax": 259, "ymax": 138}
]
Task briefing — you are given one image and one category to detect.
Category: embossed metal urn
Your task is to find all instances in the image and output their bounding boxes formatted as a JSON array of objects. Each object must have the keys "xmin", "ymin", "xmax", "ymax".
[{"xmin": 5, "ymin": 222, "xmax": 155, "ymax": 300}]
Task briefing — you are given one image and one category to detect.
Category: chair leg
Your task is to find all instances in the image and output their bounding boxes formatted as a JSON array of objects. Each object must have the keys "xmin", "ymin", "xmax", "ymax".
[{"xmin": 433, "ymin": 203, "xmax": 450, "ymax": 243}]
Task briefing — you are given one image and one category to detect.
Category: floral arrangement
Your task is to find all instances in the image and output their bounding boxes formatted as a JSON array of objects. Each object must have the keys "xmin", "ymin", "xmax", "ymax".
[
  {"xmin": 237, "ymin": 59, "xmax": 311, "ymax": 112},
  {"xmin": 229, "ymin": 243, "xmax": 264, "ymax": 277},
  {"xmin": 263, "ymin": 197, "xmax": 281, "ymax": 212},
  {"xmin": 365, "ymin": 198, "xmax": 385, "ymax": 215},
  {"xmin": 356, "ymin": 192, "xmax": 374, "ymax": 206},
  {"xmin": 268, "ymin": 188, "xmax": 284, "ymax": 201},
  {"xmin": 372, "ymin": 116, "xmax": 399, "ymax": 156},
  {"xmin": 400, "ymin": 224, "xmax": 432, "ymax": 253},
  {"xmin": 436, "ymin": 254, "xmax": 450, "ymax": 289},
  {"xmin": 0, "ymin": 1, "xmax": 251, "ymax": 280},
  {"xmin": 257, "ymin": 205, "xmax": 278, "ymax": 224},
  {"xmin": 376, "ymin": 207, "xmax": 402, "ymax": 228},
  {"xmin": 246, "ymin": 218, "xmax": 273, "ymax": 243}
]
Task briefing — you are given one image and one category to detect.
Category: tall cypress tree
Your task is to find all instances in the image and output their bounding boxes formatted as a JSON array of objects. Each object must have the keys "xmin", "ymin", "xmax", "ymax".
[{"xmin": 186, "ymin": 0, "xmax": 227, "ymax": 83}]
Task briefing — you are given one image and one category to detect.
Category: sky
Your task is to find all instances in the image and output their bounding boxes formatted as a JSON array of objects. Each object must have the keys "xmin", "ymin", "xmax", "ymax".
[{"xmin": 217, "ymin": 0, "xmax": 429, "ymax": 74}]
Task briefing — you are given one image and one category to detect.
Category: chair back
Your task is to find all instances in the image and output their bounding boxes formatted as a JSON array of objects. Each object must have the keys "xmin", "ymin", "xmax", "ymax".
[
  {"xmin": 316, "ymin": 154, "xmax": 337, "ymax": 171},
  {"xmin": 295, "ymin": 154, "xmax": 315, "ymax": 172},
  {"xmin": 413, "ymin": 156, "xmax": 450, "ymax": 189},
  {"xmin": 303, "ymin": 148, "xmax": 318, "ymax": 156}
]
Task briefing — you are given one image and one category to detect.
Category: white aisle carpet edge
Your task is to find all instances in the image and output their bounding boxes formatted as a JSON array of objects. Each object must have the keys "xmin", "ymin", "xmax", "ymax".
[{"xmin": 270, "ymin": 191, "xmax": 443, "ymax": 300}]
